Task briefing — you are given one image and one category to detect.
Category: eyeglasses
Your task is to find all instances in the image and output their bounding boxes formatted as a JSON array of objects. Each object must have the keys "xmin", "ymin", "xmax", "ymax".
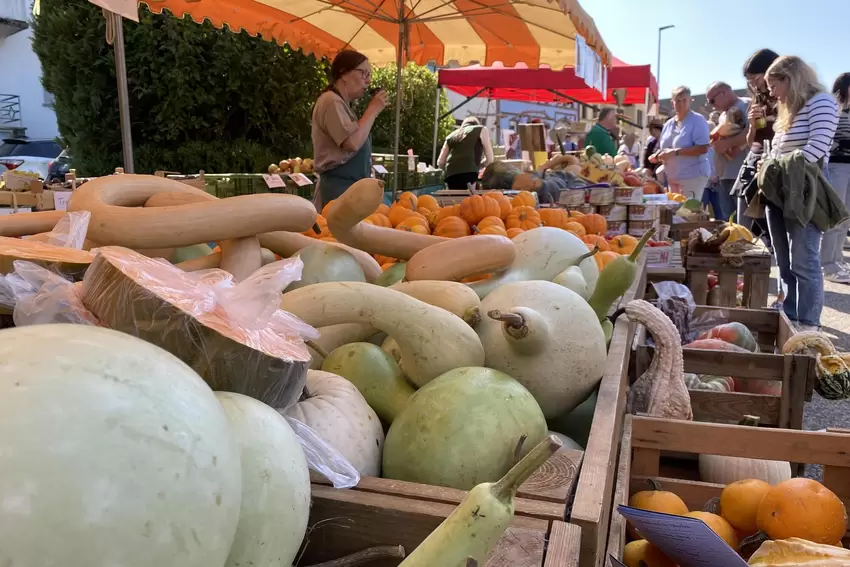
[{"xmin": 353, "ymin": 68, "xmax": 372, "ymax": 81}]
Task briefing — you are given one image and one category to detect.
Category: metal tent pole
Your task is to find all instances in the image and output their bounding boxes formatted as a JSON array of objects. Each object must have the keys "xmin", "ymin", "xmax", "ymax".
[
  {"xmin": 111, "ymin": 11, "xmax": 134, "ymax": 173},
  {"xmin": 391, "ymin": 12, "xmax": 406, "ymax": 194},
  {"xmin": 639, "ymin": 87, "xmax": 650, "ymax": 165},
  {"xmin": 431, "ymin": 83, "xmax": 441, "ymax": 166}
]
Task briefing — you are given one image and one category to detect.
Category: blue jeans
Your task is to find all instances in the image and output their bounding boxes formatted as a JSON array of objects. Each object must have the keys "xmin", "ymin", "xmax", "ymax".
[
  {"xmin": 716, "ymin": 179, "xmax": 739, "ymax": 222},
  {"xmin": 702, "ymin": 183, "xmax": 723, "ymax": 218},
  {"xmin": 765, "ymin": 204, "xmax": 823, "ymax": 326}
]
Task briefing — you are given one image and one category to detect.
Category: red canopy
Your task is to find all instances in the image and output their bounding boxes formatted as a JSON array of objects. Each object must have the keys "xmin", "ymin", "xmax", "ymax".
[{"xmin": 438, "ymin": 57, "xmax": 657, "ymax": 106}]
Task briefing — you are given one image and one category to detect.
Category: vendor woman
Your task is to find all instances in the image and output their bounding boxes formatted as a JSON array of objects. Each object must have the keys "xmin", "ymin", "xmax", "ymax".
[
  {"xmin": 437, "ymin": 116, "xmax": 494, "ymax": 189},
  {"xmin": 311, "ymin": 50, "xmax": 388, "ymax": 209}
]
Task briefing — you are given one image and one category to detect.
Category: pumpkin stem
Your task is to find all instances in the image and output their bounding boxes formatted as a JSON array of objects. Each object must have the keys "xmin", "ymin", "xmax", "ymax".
[
  {"xmin": 303, "ymin": 545, "xmax": 406, "ymax": 567},
  {"xmin": 628, "ymin": 226, "xmax": 657, "ymax": 262},
  {"xmin": 703, "ymin": 496, "xmax": 721, "ymax": 514},
  {"xmin": 492, "ymin": 435, "xmax": 561, "ymax": 502},
  {"xmin": 306, "ymin": 340, "xmax": 329, "ymax": 360},
  {"xmin": 311, "ymin": 222, "xmax": 322, "ymax": 235},
  {"xmin": 609, "ymin": 307, "xmax": 627, "ymax": 324},
  {"xmin": 466, "ymin": 558, "xmax": 479, "ymax": 567},
  {"xmin": 463, "ymin": 306, "xmax": 482, "ymax": 327},
  {"xmin": 738, "ymin": 531, "xmax": 770, "ymax": 556},
  {"xmin": 513, "ymin": 434, "xmax": 528, "ymax": 465},
  {"xmin": 579, "ymin": 244, "xmax": 600, "ymax": 261},
  {"xmin": 646, "ymin": 478, "xmax": 663, "ymax": 492},
  {"xmin": 738, "ymin": 415, "xmax": 761, "ymax": 427},
  {"xmin": 488, "ymin": 309, "xmax": 526, "ymax": 330}
]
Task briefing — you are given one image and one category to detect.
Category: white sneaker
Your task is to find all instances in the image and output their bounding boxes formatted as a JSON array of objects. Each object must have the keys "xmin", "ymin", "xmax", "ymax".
[
  {"xmin": 795, "ymin": 323, "xmax": 821, "ymax": 333},
  {"xmin": 825, "ymin": 270, "xmax": 850, "ymax": 284}
]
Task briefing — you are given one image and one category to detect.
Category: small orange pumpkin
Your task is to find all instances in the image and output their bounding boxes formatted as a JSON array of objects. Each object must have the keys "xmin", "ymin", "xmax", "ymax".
[
  {"xmin": 477, "ymin": 216, "xmax": 505, "ymax": 231},
  {"xmin": 397, "ymin": 223, "xmax": 430, "ymax": 234},
  {"xmin": 374, "ymin": 254, "xmax": 397, "ymax": 265},
  {"xmin": 684, "ymin": 512, "xmax": 739, "ymax": 549},
  {"xmin": 460, "ymin": 273, "xmax": 492, "ymax": 283},
  {"xmin": 396, "ymin": 215, "xmax": 430, "ymax": 233},
  {"xmin": 595, "ymin": 250, "xmax": 619, "ymax": 271},
  {"xmin": 567, "ymin": 210, "xmax": 584, "ymax": 218},
  {"xmin": 320, "ymin": 236, "xmax": 337, "ymax": 243},
  {"xmin": 609, "ymin": 234, "xmax": 639, "ymax": 255},
  {"xmin": 719, "ymin": 479, "xmax": 771, "ymax": 535},
  {"xmin": 563, "ymin": 221, "xmax": 586, "ymax": 237},
  {"xmin": 397, "ymin": 191, "xmax": 418, "ymax": 210},
  {"xmin": 417, "ymin": 194, "xmax": 440, "ymax": 211},
  {"xmin": 757, "ymin": 478, "xmax": 848, "ymax": 544},
  {"xmin": 375, "ymin": 203, "xmax": 391, "ymax": 216},
  {"xmin": 417, "ymin": 206, "xmax": 433, "ymax": 217},
  {"xmin": 506, "ymin": 206, "xmax": 542, "ymax": 231},
  {"xmin": 627, "ymin": 482, "xmax": 689, "ymax": 539},
  {"xmin": 460, "ymin": 195, "xmax": 501, "ymax": 226},
  {"xmin": 507, "ymin": 227, "xmax": 525, "ymax": 239},
  {"xmin": 433, "ymin": 203, "xmax": 462, "ymax": 227},
  {"xmin": 475, "ymin": 224, "xmax": 508, "ymax": 237},
  {"xmin": 388, "ymin": 205, "xmax": 417, "ymax": 227},
  {"xmin": 364, "ymin": 213, "xmax": 392, "ymax": 228},
  {"xmin": 321, "ymin": 200, "xmax": 336, "ymax": 217},
  {"xmin": 434, "ymin": 216, "xmax": 471, "ymax": 238},
  {"xmin": 485, "ymin": 191, "xmax": 512, "ymax": 219},
  {"xmin": 303, "ymin": 214, "xmax": 330, "ymax": 238},
  {"xmin": 578, "ymin": 213, "xmax": 607, "ymax": 235},
  {"xmin": 622, "ymin": 540, "xmax": 676, "ymax": 567},
  {"xmin": 582, "ymin": 234, "xmax": 610, "ymax": 252},
  {"xmin": 212, "ymin": 245, "xmax": 221, "ymax": 253},
  {"xmin": 539, "ymin": 207, "xmax": 569, "ymax": 229},
  {"xmin": 511, "ymin": 190, "xmax": 537, "ymax": 208},
  {"xmin": 381, "ymin": 261, "xmax": 396, "ymax": 271}
]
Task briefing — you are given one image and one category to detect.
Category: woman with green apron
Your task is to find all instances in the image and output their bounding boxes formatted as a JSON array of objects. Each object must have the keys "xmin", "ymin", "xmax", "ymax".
[{"xmin": 311, "ymin": 50, "xmax": 388, "ymax": 210}]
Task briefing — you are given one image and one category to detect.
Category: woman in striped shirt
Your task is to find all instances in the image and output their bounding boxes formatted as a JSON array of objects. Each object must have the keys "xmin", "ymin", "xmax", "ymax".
[
  {"xmin": 764, "ymin": 56, "xmax": 839, "ymax": 331},
  {"xmin": 820, "ymin": 73, "xmax": 850, "ymax": 282}
]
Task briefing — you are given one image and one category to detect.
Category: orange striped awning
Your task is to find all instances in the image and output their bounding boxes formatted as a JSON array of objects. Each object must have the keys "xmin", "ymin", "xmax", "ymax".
[{"xmin": 140, "ymin": 0, "xmax": 611, "ymax": 69}]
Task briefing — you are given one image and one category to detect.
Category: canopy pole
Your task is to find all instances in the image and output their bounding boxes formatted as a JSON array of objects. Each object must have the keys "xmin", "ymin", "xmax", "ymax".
[
  {"xmin": 111, "ymin": 11, "xmax": 134, "ymax": 173},
  {"xmin": 391, "ymin": 15, "xmax": 406, "ymax": 194},
  {"xmin": 431, "ymin": 83, "xmax": 441, "ymax": 166},
  {"xmin": 440, "ymin": 87, "xmax": 488, "ymax": 121},
  {"xmin": 639, "ymin": 87, "xmax": 650, "ymax": 166}
]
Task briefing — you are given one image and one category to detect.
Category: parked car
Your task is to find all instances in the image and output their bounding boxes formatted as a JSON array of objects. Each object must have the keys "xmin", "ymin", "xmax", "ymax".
[
  {"xmin": 47, "ymin": 149, "xmax": 73, "ymax": 183},
  {"xmin": 0, "ymin": 138, "xmax": 63, "ymax": 180}
]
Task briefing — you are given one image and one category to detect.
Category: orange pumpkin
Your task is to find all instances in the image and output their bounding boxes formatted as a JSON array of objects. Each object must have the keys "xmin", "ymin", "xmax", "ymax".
[
  {"xmin": 627, "ymin": 482, "xmax": 689, "ymax": 540},
  {"xmin": 506, "ymin": 206, "xmax": 542, "ymax": 231},
  {"xmin": 476, "ymin": 224, "xmax": 508, "ymax": 237},
  {"xmin": 582, "ymin": 234, "xmax": 610, "ymax": 252},
  {"xmin": 434, "ymin": 203, "xmax": 462, "ymax": 227},
  {"xmin": 397, "ymin": 191, "xmax": 418, "ymax": 210},
  {"xmin": 374, "ymin": 254, "xmax": 397, "ymax": 265},
  {"xmin": 486, "ymin": 191, "xmax": 512, "ymax": 219},
  {"xmin": 563, "ymin": 221, "xmax": 586, "ymax": 237},
  {"xmin": 622, "ymin": 540, "xmax": 676, "ymax": 567},
  {"xmin": 381, "ymin": 262, "xmax": 396, "ymax": 271},
  {"xmin": 212, "ymin": 245, "xmax": 221, "ymax": 253},
  {"xmin": 396, "ymin": 215, "xmax": 430, "ymax": 233},
  {"xmin": 461, "ymin": 273, "xmax": 492, "ymax": 283},
  {"xmin": 567, "ymin": 210, "xmax": 584, "ymax": 218},
  {"xmin": 417, "ymin": 194, "xmax": 440, "ymax": 211},
  {"xmin": 595, "ymin": 250, "xmax": 619, "ymax": 271},
  {"xmin": 609, "ymin": 234, "xmax": 639, "ymax": 255},
  {"xmin": 539, "ymin": 207, "xmax": 569, "ymax": 229},
  {"xmin": 320, "ymin": 236, "xmax": 337, "ymax": 243},
  {"xmin": 364, "ymin": 213, "xmax": 392, "ymax": 228},
  {"xmin": 434, "ymin": 216, "xmax": 471, "ymax": 238},
  {"xmin": 684, "ymin": 512, "xmax": 739, "ymax": 548},
  {"xmin": 578, "ymin": 213, "xmax": 607, "ymax": 235},
  {"xmin": 388, "ymin": 205, "xmax": 417, "ymax": 227},
  {"xmin": 511, "ymin": 190, "xmax": 537, "ymax": 208},
  {"xmin": 757, "ymin": 478, "xmax": 848, "ymax": 545},
  {"xmin": 477, "ymin": 216, "xmax": 505, "ymax": 230},
  {"xmin": 643, "ymin": 181, "xmax": 662, "ymax": 195},
  {"xmin": 417, "ymin": 206, "xmax": 433, "ymax": 217},
  {"xmin": 719, "ymin": 479, "xmax": 771, "ymax": 535},
  {"xmin": 375, "ymin": 203, "xmax": 391, "ymax": 216},
  {"xmin": 460, "ymin": 195, "xmax": 501, "ymax": 226},
  {"xmin": 321, "ymin": 200, "xmax": 335, "ymax": 217},
  {"xmin": 507, "ymin": 227, "xmax": 525, "ymax": 239}
]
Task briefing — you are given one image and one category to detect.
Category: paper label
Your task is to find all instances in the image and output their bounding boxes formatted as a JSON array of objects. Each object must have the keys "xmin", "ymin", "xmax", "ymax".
[
  {"xmin": 289, "ymin": 173, "xmax": 313, "ymax": 187},
  {"xmin": 373, "ymin": 164, "xmax": 389, "ymax": 175},
  {"xmin": 53, "ymin": 191, "xmax": 72, "ymax": 211},
  {"xmin": 617, "ymin": 506, "xmax": 748, "ymax": 567},
  {"xmin": 262, "ymin": 173, "xmax": 285, "ymax": 188}
]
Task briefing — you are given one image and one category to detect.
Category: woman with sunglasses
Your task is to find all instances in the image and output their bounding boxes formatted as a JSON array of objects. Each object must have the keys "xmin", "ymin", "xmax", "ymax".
[{"xmin": 311, "ymin": 50, "xmax": 388, "ymax": 210}]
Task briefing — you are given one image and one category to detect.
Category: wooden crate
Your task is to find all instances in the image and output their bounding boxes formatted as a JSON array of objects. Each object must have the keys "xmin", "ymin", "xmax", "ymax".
[
  {"xmin": 607, "ymin": 416, "xmax": 850, "ymax": 562},
  {"xmin": 668, "ymin": 220, "xmax": 721, "ymax": 241},
  {"xmin": 303, "ymin": 485, "xmax": 581, "ymax": 566},
  {"xmin": 684, "ymin": 249, "xmax": 771, "ymax": 308},
  {"xmin": 634, "ymin": 306, "xmax": 816, "ymax": 431}
]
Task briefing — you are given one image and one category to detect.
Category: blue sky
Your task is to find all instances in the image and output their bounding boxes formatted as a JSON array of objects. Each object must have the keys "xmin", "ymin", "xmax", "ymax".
[{"xmin": 583, "ymin": 0, "xmax": 848, "ymax": 98}]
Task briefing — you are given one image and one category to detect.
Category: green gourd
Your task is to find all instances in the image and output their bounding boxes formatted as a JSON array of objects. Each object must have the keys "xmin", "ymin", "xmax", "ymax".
[{"xmin": 587, "ymin": 228, "xmax": 655, "ymax": 321}]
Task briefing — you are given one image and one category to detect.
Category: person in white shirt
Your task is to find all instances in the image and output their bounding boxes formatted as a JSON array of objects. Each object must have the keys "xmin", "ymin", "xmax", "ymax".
[{"xmin": 617, "ymin": 132, "xmax": 641, "ymax": 168}]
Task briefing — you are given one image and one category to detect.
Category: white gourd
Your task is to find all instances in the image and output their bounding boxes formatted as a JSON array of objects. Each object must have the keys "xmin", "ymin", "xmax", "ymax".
[
  {"xmin": 286, "ymin": 370, "xmax": 384, "ymax": 477},
  {"xmin": 0, "ymin": 324, "xmax": 242, "ymax": 567},
  {"xmin": 699, "ymin": 454, "xmax": 792, "ymax": 485},
  {"xmin": 216, "ymin": 392, "xmax": 311, "ymax": 567}
]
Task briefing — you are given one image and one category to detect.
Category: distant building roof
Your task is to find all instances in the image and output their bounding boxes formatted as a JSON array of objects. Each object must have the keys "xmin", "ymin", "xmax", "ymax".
[{"xmin": 659, "ymin": 87, "xmax": 749, "ymax": 119}]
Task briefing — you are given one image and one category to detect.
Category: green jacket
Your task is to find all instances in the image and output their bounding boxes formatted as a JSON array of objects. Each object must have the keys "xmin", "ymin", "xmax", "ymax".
[
  {"xmin": 758, "ymin": 151, "xmax": 850, "ymax": 231},
  {"xmin": 445, "ymin": 124, "xmax": 484, "ymax": 178},
  {"xmin": 583, "ymin": 123, "xmax": 617, "ymax": 157}
]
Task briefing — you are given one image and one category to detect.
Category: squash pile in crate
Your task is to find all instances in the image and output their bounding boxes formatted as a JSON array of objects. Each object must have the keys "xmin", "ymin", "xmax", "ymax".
[{"xmin": 0, "ymin": 173, "xmax": 660, "ymax": 566}]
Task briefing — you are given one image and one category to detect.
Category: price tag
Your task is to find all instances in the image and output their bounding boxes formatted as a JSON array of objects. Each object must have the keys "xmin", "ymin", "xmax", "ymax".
[
  {"xmin": 373, "ymin": 164, "xmax": 389, "ymax": 174},
  {"xmin": 53, "ymin": 191, "xmax": 72, "ymax": 211},
  {"xmin": 289, "ymin": 173, "xmax": 313, "ymax": 187},
  {"xmin": 262, "ymin": 173, "xmax": 285, "ymax": 188}
]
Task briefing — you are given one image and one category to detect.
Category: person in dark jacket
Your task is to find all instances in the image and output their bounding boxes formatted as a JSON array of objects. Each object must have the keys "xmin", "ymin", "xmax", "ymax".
[
  {"xmin": 643, "ymin": 119, "xmax": 664, "ymax": 174},
  {"xmin": 437, "ymin": 116, "xmax": 495, "ymax": 189}
]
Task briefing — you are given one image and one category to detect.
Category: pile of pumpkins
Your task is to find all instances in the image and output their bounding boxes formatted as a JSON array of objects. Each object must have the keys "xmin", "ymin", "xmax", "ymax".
[
  {"xmin": 303, "ymin": 190, "xmax": 647, "ymax": 273},
  {"xmin": 624, "ymin": 476, "xmax": 849, "ymax": 566}
]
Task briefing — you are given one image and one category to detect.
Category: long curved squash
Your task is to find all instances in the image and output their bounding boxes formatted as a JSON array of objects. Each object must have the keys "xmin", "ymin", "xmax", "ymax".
[
  {"xmin": 68, "ymin": 174, "xmax": 316, "ymax": 248},
  {"xmin": 405, "ymin": 235, "xmax": 516, "ymax": 281},
  {"xmin": 280, "ymin": 282, "xmax": 485, "ymax": 387},
  {"xmin": 325, "ymin": 178, "xmax": 447, "ymax": 259},
  {"xmin": 389, "ymin": 280, "xmax": 482, "ymax": 326},
  {"xmin": 0, "ymin": 210, "xmax": 66, "ymax": 237}
]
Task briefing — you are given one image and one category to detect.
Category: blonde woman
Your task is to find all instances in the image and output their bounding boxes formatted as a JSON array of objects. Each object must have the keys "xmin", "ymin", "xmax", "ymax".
[{"xmin": 761, "ymin": 56, "xmax": 840, "ymax": 331}]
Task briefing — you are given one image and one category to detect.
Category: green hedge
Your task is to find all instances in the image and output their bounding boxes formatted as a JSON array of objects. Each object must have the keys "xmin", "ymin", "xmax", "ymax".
[{"xmin": 33, "ymin": 1, "xmax": 455, "ymax": 176}]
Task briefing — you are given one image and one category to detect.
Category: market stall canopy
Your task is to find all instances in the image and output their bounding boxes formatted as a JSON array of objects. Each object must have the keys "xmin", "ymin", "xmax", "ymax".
[
  {"xmin": 439, "ymin": 57, "xmax": 658, "ymax": 105},
  {"xmin": 139, "ymin": 0, "xmax": 611, "ymax": 68}
]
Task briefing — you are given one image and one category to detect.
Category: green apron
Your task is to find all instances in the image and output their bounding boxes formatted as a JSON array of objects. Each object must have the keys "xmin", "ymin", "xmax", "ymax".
[{"xmin": 315, "ymin": 135, "xmax": 372, "ymax": 210}]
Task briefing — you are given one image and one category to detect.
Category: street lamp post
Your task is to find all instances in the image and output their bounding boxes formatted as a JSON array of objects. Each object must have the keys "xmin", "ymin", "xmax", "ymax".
[{"xmin": 656, "ymin": 25, "xmax": 675, "ymax": 99}]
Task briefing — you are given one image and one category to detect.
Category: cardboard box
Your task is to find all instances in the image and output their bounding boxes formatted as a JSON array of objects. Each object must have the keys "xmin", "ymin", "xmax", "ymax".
[{"xmin": 0, "ymin": 190, "xmax": 73, "ymax": 211}]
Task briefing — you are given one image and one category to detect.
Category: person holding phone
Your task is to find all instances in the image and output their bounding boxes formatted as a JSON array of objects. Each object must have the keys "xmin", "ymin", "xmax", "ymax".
[{"xmin": 311, "ymin": 50, "xmax": 388, "ymax": 210}]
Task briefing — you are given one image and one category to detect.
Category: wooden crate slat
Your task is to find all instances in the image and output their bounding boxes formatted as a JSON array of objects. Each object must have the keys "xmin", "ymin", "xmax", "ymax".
[
  {"xmin": 605, "ymin": 416, "xmax": 632, "ymax": 562},
  {"xmin": 517, "ymin": 448, "xmax": 584, "ymax": 507},
  {"xmin": 544, "ymin": 521, "xmax": 582, "ymax": 567},
  {"xmin": 637, "ymin": 344, "xmax": 784, "ymax": 380},
  {"xmin": 692, "ymin": 305, "xmax": 779, "ymax": 333},
  {"xmin": 685, "ymin": 253, "xmax": 772, "ymax": 271},
  {"xmin": 688, "ymin": 390, "xmax": 781, "ymax": 425}
]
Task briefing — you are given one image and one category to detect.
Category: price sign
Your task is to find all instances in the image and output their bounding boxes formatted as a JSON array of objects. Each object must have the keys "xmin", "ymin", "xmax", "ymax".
[
  {"xmin": 289, "ymin": 173, "xmax": 313, "ymax": 187},
  {"xmin": 262, "ymin": 173, "xmax": 285, "ymax": 188},
  {"xmin": 53, "ymin": 191, "xmax": 72, "ymax": 211},
  {"xmin": 373, "ymin": 164, "xmax": 389, "ymax": 174}
]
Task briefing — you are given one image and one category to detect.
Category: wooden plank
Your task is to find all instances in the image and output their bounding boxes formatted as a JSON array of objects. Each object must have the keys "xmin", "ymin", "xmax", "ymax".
[
  {"xmin": 748, "ymin": 272, "xmax": 770, "ymax": 309},
  {"xmin": 639, "ymin": 345, "xmax": 785, "ymax": 380},
  {"xmin": 517, "ymin": 449, "xmax": 584, "ymax": 509},
  {"xmin": 630, "ymin": 416, "xmax": 850, "ymax": 466},
  {"xmin": 631, "ymin": 447, "xmax": 660, "ymax": 477},
  {"xmin": 779, "ymin": 355, "xmax": 792, "ymax": 429},
  {"xmin": 777, "ymin": 311, "xmax": 794, "ymax": 350},
  {"xmin": 685, "ymin": 253, "xmax": 772, "ymax": 271},
  {"xmin": 687, "ymin": 269, "xmax": 709, "ymax": 305},
  {"xmin": 688, "ymin": 390, "xmax": 780, "ymax": 425},
  {"xmin": 486, "ymin": 527, "xmax": 546, "ymax": 567},
  {"xmin": 629, "ymin": 475, "xmax": 723, "ymax": 512},
  {"xmin": 572, "ymin": 319, "xmax": 633, "ymax": 567},
  {"xmin": 544, "ymin": 521, "xmax": 581, "ymax": 567},
  {"xmin": 693, "ymin": 306, "xmax": 778, "ymax": 334},
  {"xmin": 717, "ymin": 270, "xmax": 738, "ymax": 307},
  {"xmin": 788, "ymin": 355, "xmax": 811, "ymax": 431},
  {"xmin": 606, "ymin": 417, "xmax": 633, "ymax": 562}
]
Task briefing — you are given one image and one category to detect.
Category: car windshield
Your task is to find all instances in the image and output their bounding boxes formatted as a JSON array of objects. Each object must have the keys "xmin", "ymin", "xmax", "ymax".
[{"xmin": 0, "ymin": 140, "xmax": 62, "ymax": 159}]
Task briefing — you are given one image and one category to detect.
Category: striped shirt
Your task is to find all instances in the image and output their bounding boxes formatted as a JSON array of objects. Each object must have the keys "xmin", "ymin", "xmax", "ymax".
[
  {"xmin": 771, "ymin": 92, "xmax": 839, "ymax": 162},
  {"xmin": 831, "ymin": 107, "xmax": 850, "ymax": 164}
]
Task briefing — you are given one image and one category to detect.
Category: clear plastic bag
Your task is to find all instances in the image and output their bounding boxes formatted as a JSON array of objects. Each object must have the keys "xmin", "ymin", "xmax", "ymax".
[
  {"xmin": 689, "ymin": 308, "xmax": 735, "ymax": 338},
  {"xmin": 651, "ymin": 281, "xmax": 696, "ymax": 345},
  {"xmin": 283, "ymin": 415, "xmax": 360, "ymax": 489},
  {"xmin": 43, "ymin": 211, "xmax": 91, "ymax": 249}
]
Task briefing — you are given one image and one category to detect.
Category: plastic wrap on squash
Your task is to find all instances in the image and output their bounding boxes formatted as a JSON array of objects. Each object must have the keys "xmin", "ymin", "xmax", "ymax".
[
  {"xmin": 0, "ymin": 211, "xmax": 94, "ymax": 280},
  {"xmin": 23, "ymin": 210, "xmax": 91, "ymax": 249},
  {"xmin": 5, "ymin": 260, "xmax": 103, "ymax": 327},
  {"xmin": 284, "ymin": 415, "xmax": 360, "ymax": 489},
  {"xmin": 80, "ymin": 247, "xmax": 317, "ymax": 410}
]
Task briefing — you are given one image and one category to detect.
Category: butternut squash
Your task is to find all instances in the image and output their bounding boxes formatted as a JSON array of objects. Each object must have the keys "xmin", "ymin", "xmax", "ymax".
[
  {"xmin": 389, "ymin": 280, "xmax": 482, "ymax": 326},
  {"xmin": 257, "ymin": 232, "xmax": 382, "ymax": 283},
  {"xmin": 69, "ymin": 174, "xmax": 316, "ymax": 248},
  {"xmin": 280, "ymin": 282, "xmax": 485, "ymax": 387},
  {"xmin": 405, "ymin": 235, "xmax": 516, "ymax": 282},
  {"xmin": 468, "ymin": 227, "xmax": 599, "ymax": 299},
  {"xmin": 0, "ymin": 236, "xmax": 94, "ymax": 280},
  {"xmin": 0, "ymin": 210, "xmax": 65, "ymax": 237},
  {"xmin": 307, "ymin": 323, "xmax": 383, "ymax": 368},
  {"xmin": 325, "ymin": 178, "xmax": 447, "ymax": 259}
]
